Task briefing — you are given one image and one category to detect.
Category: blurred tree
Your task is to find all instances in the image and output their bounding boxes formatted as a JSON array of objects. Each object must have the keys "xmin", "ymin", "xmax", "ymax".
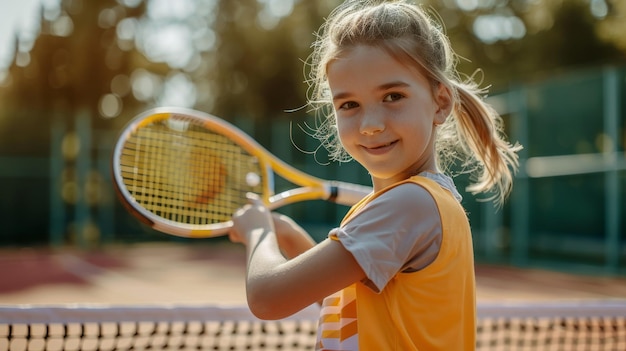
[
  {"xmin": 202, "ymin": 0, "xmax": 329, "ymax": 122},
  {"xmin": 0, "ymin": 0, "xmax": 158, "ymax": 156},
  {"xmin": 597, "ymin": 0, "xmax": 626, "ymax": 52},
  {"xmin": 426, "ymin": 0, "xmax": 625, "ymax": 92},
  {"xmin": 1, "ymin": 0, "xmax": 623, "ymax": 146},
  {"xmin": 192, "ymin": 0, "xmax": 626, "ymax": 123}
]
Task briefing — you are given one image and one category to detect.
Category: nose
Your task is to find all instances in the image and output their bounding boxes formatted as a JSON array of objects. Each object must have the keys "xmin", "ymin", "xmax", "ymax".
[{"xmin": 359, "ymin": 111, "xmax": 385, "ymax": 135}]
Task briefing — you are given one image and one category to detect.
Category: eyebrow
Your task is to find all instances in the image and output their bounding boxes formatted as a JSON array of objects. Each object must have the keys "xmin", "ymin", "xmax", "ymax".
[{"xmin": 332, "ymin": 81, "xmax": 411, "ymax": 101}]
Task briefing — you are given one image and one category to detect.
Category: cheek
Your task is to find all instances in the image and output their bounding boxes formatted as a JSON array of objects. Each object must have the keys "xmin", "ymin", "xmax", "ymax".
[
  {"xmin": 335, "ymin": 117, "xmax": 356, "ymax": 150},
  {"xmin": 335, "ymin": 116, "xmax": 349, "ymax": 139}
]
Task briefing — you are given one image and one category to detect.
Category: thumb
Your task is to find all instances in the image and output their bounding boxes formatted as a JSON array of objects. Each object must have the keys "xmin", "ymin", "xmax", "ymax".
[{"xmin": 245, "ymin": 192, "xmax": 263, "ymax": 206}]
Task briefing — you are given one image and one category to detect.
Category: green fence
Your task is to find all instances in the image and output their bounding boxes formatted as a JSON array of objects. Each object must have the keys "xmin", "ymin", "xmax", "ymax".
[
  {"xmin": 0, "ymin": 65, "xmax": 624, "ymax": 275},
  {"xmin": 473, "ymin": 66, "xmax": 625, "ymax": 274}
]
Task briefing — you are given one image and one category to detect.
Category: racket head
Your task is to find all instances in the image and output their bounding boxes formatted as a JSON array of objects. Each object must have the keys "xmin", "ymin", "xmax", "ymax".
[{"xmin": 112, "ymin": 107, "xmax": 271, "ymax": 238}]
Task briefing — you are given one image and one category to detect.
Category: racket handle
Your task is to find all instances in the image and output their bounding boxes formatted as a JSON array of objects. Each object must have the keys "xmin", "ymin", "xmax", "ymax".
[{"xmin": 329, "ymin": 181, "xmax": 372, "ymax": 206}]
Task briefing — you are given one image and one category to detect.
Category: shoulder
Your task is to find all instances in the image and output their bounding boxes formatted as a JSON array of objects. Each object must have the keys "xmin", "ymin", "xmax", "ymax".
[
  {"xmin": 346, "ymin": 182, "xmax": 440, "ymax": 227},
  {"xmin": 373, "ymin": 181, "xmax": 439, "ymax": 214}
]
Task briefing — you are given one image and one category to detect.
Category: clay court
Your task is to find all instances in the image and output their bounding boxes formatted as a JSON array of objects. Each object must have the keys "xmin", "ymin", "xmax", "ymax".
[{"xmin": 1, "ymin": 242, "xmax": 625, "ymax": 306}]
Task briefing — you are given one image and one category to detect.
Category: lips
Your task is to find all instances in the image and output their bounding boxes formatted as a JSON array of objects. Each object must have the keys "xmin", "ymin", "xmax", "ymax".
[{"xmin": 361, "ymin": 140, "xmax": 398, "ymax": 154}]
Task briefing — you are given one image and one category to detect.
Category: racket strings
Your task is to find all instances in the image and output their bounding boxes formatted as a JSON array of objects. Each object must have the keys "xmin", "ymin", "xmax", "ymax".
[{"xmin": 119, "ymin": 121, "xmax": 263, "ymax": 225}]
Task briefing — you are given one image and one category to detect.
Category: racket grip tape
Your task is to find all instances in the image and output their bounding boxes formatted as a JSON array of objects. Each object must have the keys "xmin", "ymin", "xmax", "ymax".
[
  {"xmin": 329, "ymin": 181, "xmax": 373, "ymax": 206},
  {"xmin": 328, "ymin": 186, "xmax": 339, "ymax": 202}
]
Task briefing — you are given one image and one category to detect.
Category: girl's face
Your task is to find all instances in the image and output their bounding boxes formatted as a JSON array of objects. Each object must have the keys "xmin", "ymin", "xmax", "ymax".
[{"xmin": 327, "ymin": 45, "xmax": 451, "ymax": 191}]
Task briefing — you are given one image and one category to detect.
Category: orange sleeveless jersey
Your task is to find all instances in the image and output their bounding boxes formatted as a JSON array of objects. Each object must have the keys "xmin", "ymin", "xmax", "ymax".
[{"xmin": 316, "ymin": 176, "xmax": 476, "ymax": 350}]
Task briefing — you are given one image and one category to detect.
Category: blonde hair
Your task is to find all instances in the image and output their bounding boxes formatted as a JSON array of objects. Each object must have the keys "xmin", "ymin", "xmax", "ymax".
[{"xmin": 305, "ymin": 0, "xmax": 522, "ymax": 205}]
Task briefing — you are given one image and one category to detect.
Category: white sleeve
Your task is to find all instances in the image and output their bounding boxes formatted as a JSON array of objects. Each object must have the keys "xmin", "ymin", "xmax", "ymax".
[{"xmin": 332, "ymin": 182, "xmax": 442, "ymax": 293}]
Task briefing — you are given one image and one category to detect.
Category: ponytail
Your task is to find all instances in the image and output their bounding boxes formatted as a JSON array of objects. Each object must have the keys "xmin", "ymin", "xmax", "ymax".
[{"xmin": 437, "ymin": 80, "xmax": 522, "ymax": 206}]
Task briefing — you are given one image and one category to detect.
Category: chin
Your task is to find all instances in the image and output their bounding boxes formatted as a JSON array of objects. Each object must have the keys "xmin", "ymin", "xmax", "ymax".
[{"xmin": 370, "ymin": 171, "xmax": 400, "ymax": 181}]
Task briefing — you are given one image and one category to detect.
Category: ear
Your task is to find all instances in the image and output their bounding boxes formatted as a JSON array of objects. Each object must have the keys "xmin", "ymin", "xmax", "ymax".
[{"xmin": 433, "ymin": 83, "xmax": 453, "ymax": 125}]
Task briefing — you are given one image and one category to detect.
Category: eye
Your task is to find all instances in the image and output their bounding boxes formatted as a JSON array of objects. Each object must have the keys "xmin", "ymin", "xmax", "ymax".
[
  {"xmin": 383, "ymin": 92, "xmax": 404, "ymax": 102},
  {"xmin": 338, "ymin": 101, "xmax": 359, "ymax": 110}
]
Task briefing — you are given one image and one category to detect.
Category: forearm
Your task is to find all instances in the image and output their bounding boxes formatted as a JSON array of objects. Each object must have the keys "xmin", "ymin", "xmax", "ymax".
[
  {"xmin": 245, "ymin": 220, "xmax": 325, "ymax": 319},
  {"xmin": 245, "ymin": 226, "xmax": 286, "ymax": 285},
  {"xmin": 273, "ymin": 214, "xmax": 316, "ymax": 259},
  {"xmin": 245, "ymin": 225, "xmax": 300, "ymax": 318}
]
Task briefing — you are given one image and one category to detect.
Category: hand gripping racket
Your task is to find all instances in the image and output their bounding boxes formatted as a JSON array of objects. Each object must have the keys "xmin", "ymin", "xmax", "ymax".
[{"xmin": 112, "ymin": 107, "xmax": 372, "ymax": 238}]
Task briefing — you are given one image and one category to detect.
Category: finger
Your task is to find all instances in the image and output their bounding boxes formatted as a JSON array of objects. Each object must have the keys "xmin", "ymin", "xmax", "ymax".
[
  {"xmin": 228, "ymin": 230, "xmax": 237, "ymax": 243},
  {"xmin": 228, "ymin": 227, "xmax": 245, "ymax": 245},
  {"xmin": 245, "ymin": 192, "xmax": 263, "ymax": 205}
]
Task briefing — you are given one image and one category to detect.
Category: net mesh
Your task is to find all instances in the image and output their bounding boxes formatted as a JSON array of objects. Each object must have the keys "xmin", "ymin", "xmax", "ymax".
[{"xmin": 1, "ymin": 302, "xmax": 625, "ymax": 351}]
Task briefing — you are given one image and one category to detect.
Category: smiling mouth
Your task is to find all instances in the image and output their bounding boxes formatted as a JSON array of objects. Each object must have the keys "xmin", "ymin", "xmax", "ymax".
[
  {"xmin": 366, "ymin": 140, "xmax": 398, "ymax": 149},
  {"xmin": 361, "ymin": 140, "xmax": 399, "ymax": 154}
]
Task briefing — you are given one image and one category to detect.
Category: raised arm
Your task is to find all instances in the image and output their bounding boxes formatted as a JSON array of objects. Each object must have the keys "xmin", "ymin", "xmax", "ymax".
[{"xmin": 229, "ymin": 194, "xmax": 365, "ymax": 320}]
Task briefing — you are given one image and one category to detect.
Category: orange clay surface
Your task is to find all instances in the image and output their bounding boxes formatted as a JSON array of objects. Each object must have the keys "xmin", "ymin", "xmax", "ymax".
[{"xmin": 1, "ymin": 242, "xmax": 625, "ymax": 306}]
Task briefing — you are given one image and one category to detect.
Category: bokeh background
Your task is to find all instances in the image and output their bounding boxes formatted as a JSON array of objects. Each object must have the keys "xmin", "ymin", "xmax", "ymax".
[{"xmin": 0, "ymin": 0, "xmax": 625, "ymax": 286}]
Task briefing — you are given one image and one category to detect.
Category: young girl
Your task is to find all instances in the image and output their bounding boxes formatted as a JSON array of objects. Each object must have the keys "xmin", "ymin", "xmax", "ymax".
[{"xmin": 228, "ymin": 0, "xmax": 521, "ymax": 350}]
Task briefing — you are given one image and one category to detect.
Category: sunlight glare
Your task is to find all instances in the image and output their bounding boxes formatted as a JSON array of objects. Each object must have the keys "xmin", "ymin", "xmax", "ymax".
[
  {"xmin": 158, "ymin": 72, "xmax": 197, "ymax": 108},
  {"xmin": 473, "ymin": 15, "xmax": 526, "ymax": 44},
  {"xmin": 257, "ymin": 0, "xmax": 296, "ymax": 30},
  {"xmin": 147, "ymin": 0, "xmax": 196, "ymax": 20},
  {"xmin": 131, "ymin": 68, "xmax": 161, "ymax": 102}
]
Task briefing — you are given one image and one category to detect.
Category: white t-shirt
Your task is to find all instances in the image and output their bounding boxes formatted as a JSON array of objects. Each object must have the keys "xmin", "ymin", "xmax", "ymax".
[{"xmin": 331, "ymin": 172, "xmax": 463, "ymax": 292}]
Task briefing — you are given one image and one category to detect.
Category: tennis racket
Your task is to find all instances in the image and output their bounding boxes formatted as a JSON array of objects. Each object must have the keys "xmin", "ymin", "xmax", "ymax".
[{"xmin": 112, "ymin": 107, "xmax": 372, "ymax": 238}]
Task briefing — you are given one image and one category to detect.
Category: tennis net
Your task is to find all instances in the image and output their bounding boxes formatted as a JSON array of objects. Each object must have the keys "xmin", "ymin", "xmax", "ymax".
[{"xmin": 1, "ymin": 301, "xmax": 625, "ymax": 350}]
